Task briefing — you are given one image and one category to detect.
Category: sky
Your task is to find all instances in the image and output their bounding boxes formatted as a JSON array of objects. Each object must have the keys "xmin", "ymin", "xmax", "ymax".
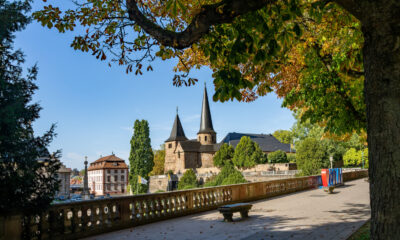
[{"xmin": 13, "ymin": 1, "xmax": 295, "ymax": 170}]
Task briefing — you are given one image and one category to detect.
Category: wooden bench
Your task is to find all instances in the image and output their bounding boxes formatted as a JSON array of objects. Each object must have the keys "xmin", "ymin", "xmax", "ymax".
[{"xmin": 218, "ymin": 203, "xmax": 253, "ymax": 222}]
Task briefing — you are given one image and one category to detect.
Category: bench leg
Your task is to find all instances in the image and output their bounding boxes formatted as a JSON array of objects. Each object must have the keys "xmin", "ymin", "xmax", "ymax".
[
  {"xmin": 223, "ymin": 213, "xmax": 233, "ymax": 222},
  {"xmin": 240, "ymin": 210, "xmax": 249, "ymax": 218}
]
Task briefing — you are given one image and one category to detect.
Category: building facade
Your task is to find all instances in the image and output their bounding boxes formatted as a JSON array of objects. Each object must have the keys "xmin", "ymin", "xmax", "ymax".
[
  {"xmin": 164, "ymin": 86, "xmax": 293, "ymax": 174},
  {"xmin": 56, "ymin": 163, "xmax": 72, "ymax": 198},
  {"xmin": 88, "ymin": 154, "xmax": 129, "ymax": 196}
]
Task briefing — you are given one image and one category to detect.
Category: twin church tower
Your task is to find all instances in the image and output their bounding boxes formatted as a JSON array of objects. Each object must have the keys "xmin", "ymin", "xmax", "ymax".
[{"xmin": 164, "ymin": 85, "xmax": 220, "ymax": 174}]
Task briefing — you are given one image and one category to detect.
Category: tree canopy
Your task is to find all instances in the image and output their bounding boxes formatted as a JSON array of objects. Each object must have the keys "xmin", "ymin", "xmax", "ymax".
[
  {"xmin": 213, "ymin": 143, "xmax": 234, "ymax": 167},
  {"xmin": 0, "ymin": 0, "xmax": 60, "ymax": 214},
  {"xmin": 128, "ymin": 119, "xmax": 154, "ymax": 194},
  {"xmin": 267, "ymin": 150, "xmax": 288, "ymax": 163},
  {"xmin": 177, "ymin": 169, "xmax": 198, "ymax": 190},
  {"xmin": 232, "ymin": 136, "xmax": 266, "ymax": 168},
  {"xmin": 295, "ymin": 137, "xmax": 329, "ymax": 176},
  {"xmin": 149, "ymin": 146, "xmax": 165, "ymax": 176},
  {"xmin": 32, "ymin": 0, "xmax": 400, "ymax": 238}
]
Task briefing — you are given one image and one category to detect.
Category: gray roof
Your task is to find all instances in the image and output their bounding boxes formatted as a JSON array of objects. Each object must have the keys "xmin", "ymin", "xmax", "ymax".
[
  {"xmin": 221, "ymin": 132, "xmax": 294, "ymax": 153},
  {"xmin": 179, "ymin": 140, "xmax": 222, "ymax": 153},
  {"xmin": 198, "ymin": 86, "xmax": 215, "ymax": 134},
  {"xmin": 165, "ymin": 114, "xmax": 188, "ymax": 142}
]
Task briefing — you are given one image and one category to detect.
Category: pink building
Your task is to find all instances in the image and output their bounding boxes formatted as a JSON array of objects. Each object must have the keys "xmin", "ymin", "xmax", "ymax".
[{"xmin": 88, "ymin": 154, "xmax": 129, "ymax": 196}]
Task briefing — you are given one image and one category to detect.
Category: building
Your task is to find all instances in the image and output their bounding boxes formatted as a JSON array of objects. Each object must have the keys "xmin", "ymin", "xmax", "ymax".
[
  {"xmin": 56, "ymin": 163, "xmax": 71, "ymax": 198},
  {"xmin": 164, "ymin": 86, "xmax": 293, "ymax": 174},
  {"xmin": 88, "ymin": 154, "xmax": 129, "ymax": 195}
]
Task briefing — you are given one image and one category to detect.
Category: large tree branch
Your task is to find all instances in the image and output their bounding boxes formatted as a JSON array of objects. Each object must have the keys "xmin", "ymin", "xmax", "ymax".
[{"xmin": 126, "ymin": 0, "xmax": 275, "ymax": 49}]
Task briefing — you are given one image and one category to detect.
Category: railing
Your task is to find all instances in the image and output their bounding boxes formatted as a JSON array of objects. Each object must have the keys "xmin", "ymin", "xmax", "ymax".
[{"xmin": 1, "ymin": 170, "xmax": 368, "ymax": 240}]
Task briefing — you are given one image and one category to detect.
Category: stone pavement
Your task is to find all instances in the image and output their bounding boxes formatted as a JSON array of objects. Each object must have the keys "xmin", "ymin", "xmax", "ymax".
[{"xmin": 84, "ymin": 178, "xmax": 370, "ymax": 240}]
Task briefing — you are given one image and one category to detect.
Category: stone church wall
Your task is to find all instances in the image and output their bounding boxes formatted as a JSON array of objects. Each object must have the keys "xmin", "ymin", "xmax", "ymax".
[{"xmin": 199, "ymin": 153, "xmax": 214, "ymax": 168}]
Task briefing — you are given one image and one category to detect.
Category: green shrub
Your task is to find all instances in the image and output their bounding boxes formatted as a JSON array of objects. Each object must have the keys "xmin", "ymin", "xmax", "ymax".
[
  {"xmin": 178, "ymin": 169, "xmax": 198, "ymax": 190},
  {"xmin": 232, "ymin": 136, "xmax": 267, "ymax": 168},
  {"xmin": 213, "ymin": 143, "xmax": 235, "ymax": 167},
  {"xmin": 204, "ymin": 165, "xmax": 246, "ymax": 186},
  {"xmin": 343, "ymin": 148, "xmax": 368, "ymax": 168},
  {"xmin": 268, "ymin": 150, "xmax": 288, "ymax": 163},
  {"xmin": 287, "ymin": 154, "xmax": 296, "ymax": 163},
  {"xmin": 296, "ymin": 138, "xmax": 329, "ymax": 176}
]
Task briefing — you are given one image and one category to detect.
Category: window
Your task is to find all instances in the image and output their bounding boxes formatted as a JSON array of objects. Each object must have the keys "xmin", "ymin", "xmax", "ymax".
[
  {"xmin": 107, "ymin": 184, "xmax": 110, "ymax": 191},
  {"xmin": 178, "ymin": 151, "xmax": 180, "ymax": 159},
  {"xmin": 121, "ymin": 175, "xmax": 125, "ymax": 181},
  {"xmin": 120, "ymin": 169, "xmax": 124, "ymax": 173},
  {"xmin": 107, "ymin": 169, "xmax": 110, "ymax": 174},
  {"xmin": 114, "ymin": 169, "xmax": 118, "ymax": 174},
  {"xmin": 205, "ymin": 136, "xmax": 207, "ymax": 141},
  {"xmin": 107, "ymin": 176, "xmax": 111, "ymax": 182},
  {"xmin": 114, "ymin": 175, "xmax": 118, "ymax": 182},
  {"xmin": 168, "ymin": 143, "xmax": 172, "ymax": 148}
]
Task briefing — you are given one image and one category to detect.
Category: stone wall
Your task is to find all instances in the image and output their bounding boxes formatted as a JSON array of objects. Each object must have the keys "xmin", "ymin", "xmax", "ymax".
[{"xmin": 199, "ymin": 153, "xmax": 214, "ymax": 168}]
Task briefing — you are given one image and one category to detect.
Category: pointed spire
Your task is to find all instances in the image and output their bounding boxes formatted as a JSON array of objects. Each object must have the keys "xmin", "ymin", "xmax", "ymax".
[
  {"xmin": 198, "ymin": 84, "xmax": 215, "ymax": 134},
  {"xmin": 165, "ymin": 111, "xmax": 188, "ymax": 142}
]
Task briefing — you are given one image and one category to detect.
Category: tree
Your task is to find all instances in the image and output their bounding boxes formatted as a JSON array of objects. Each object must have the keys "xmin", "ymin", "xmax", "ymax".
[
  {"xmin": 34, "ymin": 0, "xmax": 400, "ymax": 237},
  {"xmin": 129, "ymin": 120, "xmax": 154, "ymax": 194},
  {"xmin": 178, "ymin": 169, "xmax": 198, "ymax": 190},
  {"xmin": 273, "ymin": 130, "xmax": 293, "ymax": 144},
  {"xmin": 232, "ymin": 136, "xmax": 267, "ymax": 168},
  {"xmin": 213, "ymin": 143, "xmax": 234, "ymax": 167},
  {"xmin": 268, "ymin": 150, "xmax": 288, "ymax": 163},
  {"xmin": 343, "ymin": 148, "xmax": 368, "ymax": 168},
  {"xmin": 0, "ymin": 0, "xmax": 60, "ymax": 215},
  {"xmin": 149, "ymin": 146, "xmax": 165, "ymax": 176},
  {"xmin": 204, "ymin": 165, "xmax": 246, "ymax": 187},
  {"xmin": 296, "ymin": 138, "xmax": 329, "ymax": 176}
]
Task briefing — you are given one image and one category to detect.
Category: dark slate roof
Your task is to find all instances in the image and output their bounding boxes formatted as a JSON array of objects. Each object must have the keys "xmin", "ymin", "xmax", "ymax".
[
  {"xmin": 221, "ymin": 132, "xmax": 294, "ymax": 153},
  {"xmin": 179, "ymin": 140, "xmax": 222, "ymax": 153},
  {"xmin": 180, "ymin": 140, "xmax": 201, "ymax": 152},
  {"xmin": 198, "ymin": 86, "xmax": 215, "ymax": 134},
  {"xmin": 165, "ymin": 114, "xmax": 188, "ymax": 142}
]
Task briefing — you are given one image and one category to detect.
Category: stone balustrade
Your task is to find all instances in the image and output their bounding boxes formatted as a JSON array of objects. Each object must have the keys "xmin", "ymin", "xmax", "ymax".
[{"xmin": 0, "ymin": 170, "xmax": 368, "ymax": 240}]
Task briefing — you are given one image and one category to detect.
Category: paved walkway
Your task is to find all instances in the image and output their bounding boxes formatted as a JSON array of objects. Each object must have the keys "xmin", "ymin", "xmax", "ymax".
[{"xmin": 85, "ymin": 178, "xmax": 370, "ymax": 240}]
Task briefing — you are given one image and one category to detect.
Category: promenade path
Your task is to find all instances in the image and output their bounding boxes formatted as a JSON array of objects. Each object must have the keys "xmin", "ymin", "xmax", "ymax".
[{"xmin": 85, "ymin": 178, "xmax": 370, "ymax": 240}]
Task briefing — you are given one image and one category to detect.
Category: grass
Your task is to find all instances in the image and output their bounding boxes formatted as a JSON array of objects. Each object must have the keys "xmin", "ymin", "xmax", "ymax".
[{"xmin": 347, "ymin": 220, "xmax": 370, "ymax": 240}]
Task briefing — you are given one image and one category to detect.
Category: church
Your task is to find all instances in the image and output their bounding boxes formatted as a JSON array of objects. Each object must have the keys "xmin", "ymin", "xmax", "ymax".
[{"xmin": 164, "ymin": 86, "xmax": 292, "ymax": 174}]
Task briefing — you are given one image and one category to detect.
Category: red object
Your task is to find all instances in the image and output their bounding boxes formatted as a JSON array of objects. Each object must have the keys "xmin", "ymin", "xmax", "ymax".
[{"xmin": 321, "ymin": 169, "xmax": 329, "ymax": 187}]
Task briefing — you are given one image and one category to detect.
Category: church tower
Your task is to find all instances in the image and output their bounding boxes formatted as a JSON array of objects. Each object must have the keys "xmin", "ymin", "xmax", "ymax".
[
  {"xmin": 164, "ymin": 110, "xmax": 188, "ymax": 173},
  {"xmin": 197, "ymin": 85, "xmax": 216, "ymax": 145}
]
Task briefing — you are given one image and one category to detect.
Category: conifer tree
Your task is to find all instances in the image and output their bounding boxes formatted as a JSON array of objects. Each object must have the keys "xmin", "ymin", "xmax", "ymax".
[
  {"xmin": 232, "ymin": 136, "xmax": 267, "ymax": 168},
  {"xmin": 0, "ymin": 0, "xmax": 60, "ymax": 214},
  {"xmin": 128, "ymin": 120, "xmax": 154, "ymax": 194}
]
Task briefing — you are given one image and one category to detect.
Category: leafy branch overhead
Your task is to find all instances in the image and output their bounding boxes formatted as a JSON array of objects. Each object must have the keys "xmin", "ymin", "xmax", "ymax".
[{"xmin": 34, "ymin": 0, "xmax": 365, "ymax": 135}]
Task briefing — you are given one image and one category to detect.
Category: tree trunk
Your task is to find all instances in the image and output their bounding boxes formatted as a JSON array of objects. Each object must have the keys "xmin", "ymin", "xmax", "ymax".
[{"xmin": 361, "ymin": 1, "xmax": 400, "ymax": 239}]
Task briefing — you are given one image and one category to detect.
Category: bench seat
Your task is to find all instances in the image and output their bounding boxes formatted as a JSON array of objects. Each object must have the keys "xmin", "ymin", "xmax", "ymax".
[{"xmin": 218, "ymin": 203, "xmax": 253, "ymax": 222}]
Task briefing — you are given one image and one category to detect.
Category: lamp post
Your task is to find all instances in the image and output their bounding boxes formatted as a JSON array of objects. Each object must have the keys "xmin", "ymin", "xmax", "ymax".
[{"xmin": 82, "ymin": 156, "xmax": 90, "ymax": 200}]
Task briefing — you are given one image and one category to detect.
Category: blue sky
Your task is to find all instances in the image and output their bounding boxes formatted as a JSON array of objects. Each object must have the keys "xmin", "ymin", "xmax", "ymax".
[{"xmin": 14, "ymin": 1, "xmax": 295, "ymax": 170}]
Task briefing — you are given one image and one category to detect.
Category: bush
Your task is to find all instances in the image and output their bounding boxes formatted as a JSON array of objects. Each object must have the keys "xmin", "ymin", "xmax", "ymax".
[
  {"xmin": 343, "ymin": 148, "xmax": 369, "ymax": 168},
  {"xmin": 268, "ymin": 150, "xmax": 288, "ymax": 163},
  {"xmin": 232, "ymin": 136, "xmax": 267, "ymax": 168},
  {"xmin": 204, "ymin": 165, "xmax": 246, "ymax": 187},
  {"xmin": 287, "ymin": 154, "xmax": 296, "ymax": 163},
  {"xmin": 178, "ymin": 169, "xmax": 198, "ymax": 190},
  {"xmin": 213, "ymin": 143, "xmax": 235, "ymax": 167},
  {"xmin": 296, "ymin": 138, "xmax": 329, "ymax": 176}
]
